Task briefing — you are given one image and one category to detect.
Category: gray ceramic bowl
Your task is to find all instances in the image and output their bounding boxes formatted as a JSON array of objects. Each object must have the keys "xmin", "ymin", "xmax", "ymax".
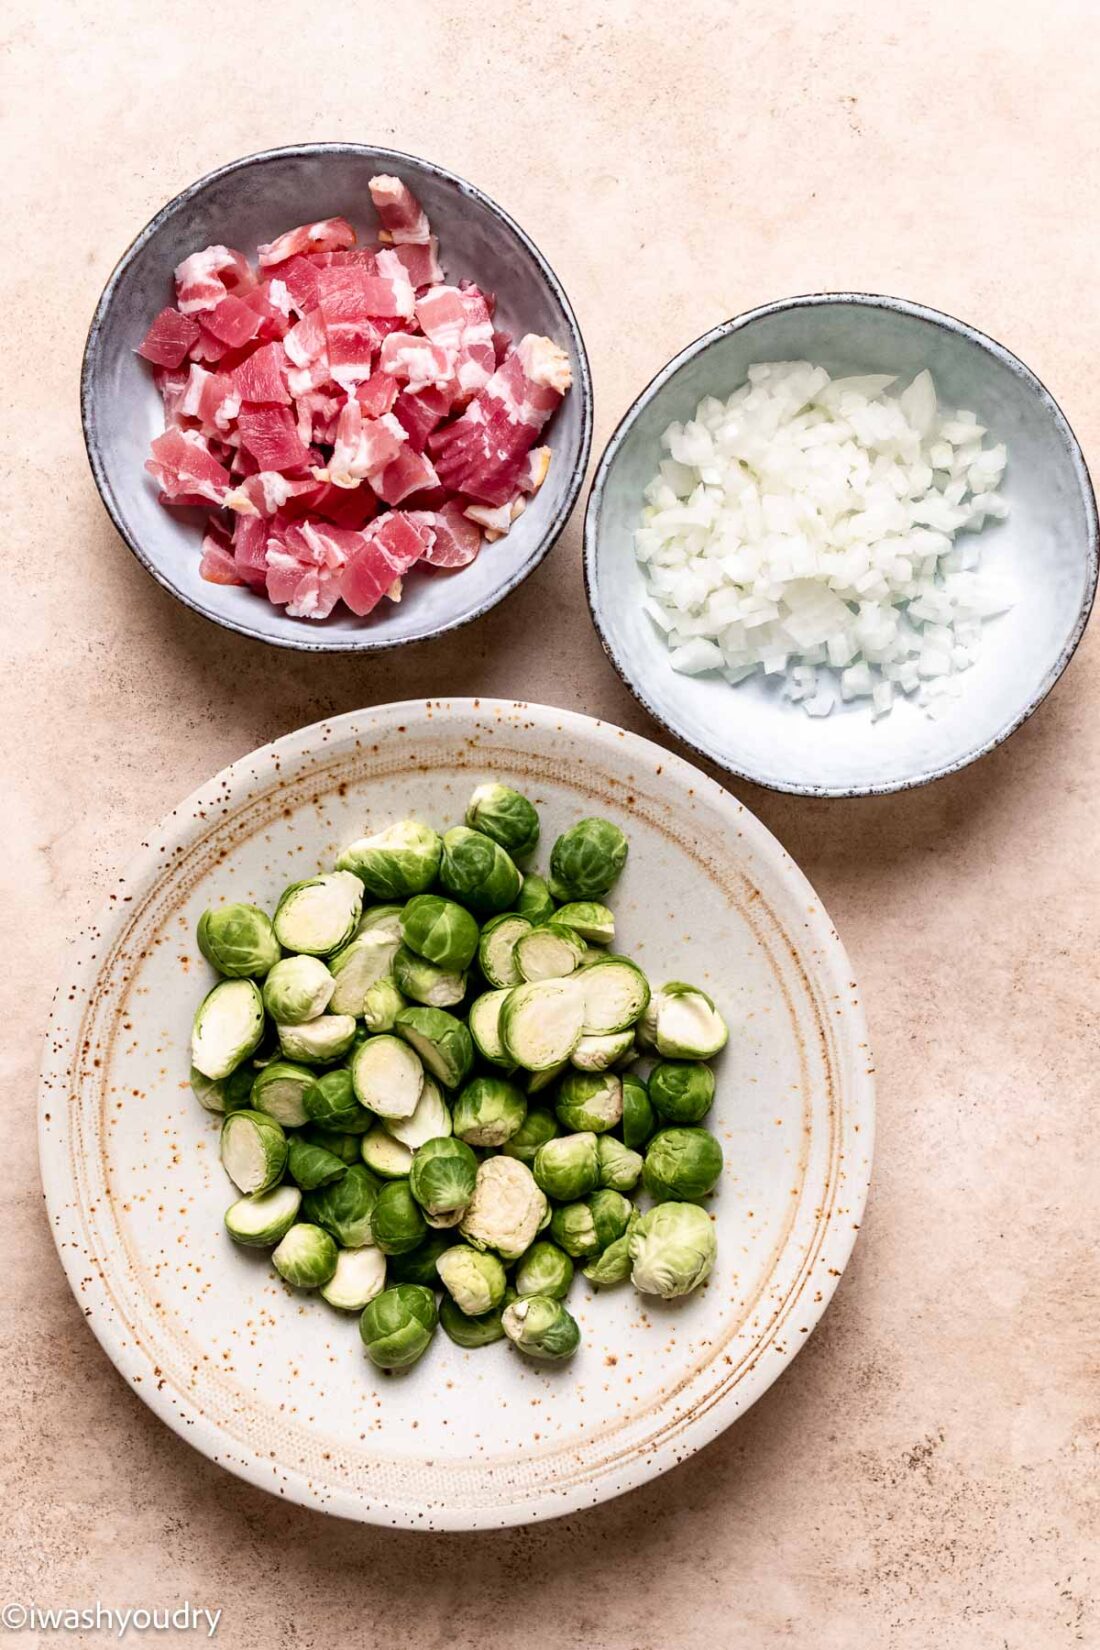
[
  {"xmin": 83, "ymin": 144, "xmax": 592, "ymax": 651},
  {"xmin": 585, "ymin": 294, "xmax": 1097, "ymax": 796}
]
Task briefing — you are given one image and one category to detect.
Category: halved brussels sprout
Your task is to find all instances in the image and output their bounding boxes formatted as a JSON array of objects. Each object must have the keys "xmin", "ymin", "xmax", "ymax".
[
  {"xmin": 452, "ymin": 1076, "xmax": 526, "ymax": 1148},
  {"xmin": 302, "ymin": 1068, "xmax": 368, "ymax": 1133},
  {"xmin": 359, "ymin": 1283, "xmax": 437, "ymax": 1370},
  {"xmin": 272, "ymin": 1222, "xmax": 338, "ymax": 1289},
  {"xmin": 287, "ymin": 1137, "xmax": 348, "ymax": 1191},
  {"xmin": 533, "ymin": 1131, "xmax": 599, "ymax": 1201},
  {"xmin": 571, "ymin": 1029, "xmax": 634, "ymax": 1071},
  {"xmin": 351, "ymin": 1034, "xmax": 425, "ymax": 1119},
  {"xmin": 382, "ymin": 1075, "xmax": 452, "ymax": 1151},
  {"xmin": 549, "ymin": 1189, "xmax": 633, "ymax": 1259},
  {"xmin": 477, "ymin": 913, "xmax": 532, "ymax": 988},
  {"xmin": 514, "ymin": 1240, "xmax": 574, "ymax": 1300},
  {"xmin": 514, "ymin": 874, "xmax": 555, "ymax": 926},
  {"xmin": 502, "ymin": 1295, "xmax": 580, "ymax": 1361},
  {"xmin": 583, "ymin": 1210, "xmax": 639, "ymax": 1287},
  {"xmin": 393, "ymin": 1006, "xmax": 473, "ymax": 1090},
  {"xmin": 436, "ymin": 1244, "xmax": 507, "ymax": 1317},
  {"xmin": 261, "ymin": 955, "xmax": 335, "ymax": 1025},
  {"xmin": 250, "ymin": 1060, "xmax": 316, "ymax": 1127},
  {"xmin": 501, "ymin": 1107, "xmax": 559, "ymax": 1164},
  {"xmin": 392, "ymin": 944, "xmax": 466, "ymax": 1009},
  {"xmin": 515, "ymin": 923, "xmax": 587, "ymax": 983},
  {"xmin": 273, "ymin": 872, "xmax": 363, "ymax": 956},
  {"xmin": 220, "ymin": 1109, "xmax": 288, "ymax": 1194},
  {"xmin": 648, "ymin": 1060, "xmax": 716, "ymax": 1124},
  {"xmin": 597, "ymin": 1134, "xmax": 643, "ymax": 1191},
  {"xmin": 548, "ymin": 818, "xmax": 628, "ymax": 901},
  {"xmin": 301, "ymin": 1127, "xmax": 361, "ymax": 1165},
  {"xmin": 552, "ymin": 902, "xmax": 615, "ymax": 945},
  {"xmin": 320, "ymin": 1246, "xmax": 387, "ymax": 1311},
  {"xmin": 621, "ymin": 1072, "xmax": 656, "ymax": 1150},
  {"xmin": 191, "ymin": 979, "xmax": 265, "ymax": 1081},
  {"xmin": 370, "ymin": 1180, "xmax": 428, "ymax": 1255},
  {"xmin": 651, "ymin": 982, "xmax": 729, "ymax": 1059},
  {"xmin": 525, "ymin": 1061, "xmax": 568, "ymax": 1095},
  {"xmin": 629, "ymin": 1202, "xmax": 717, "ymax": 1298},
  {"xmin": 359, "ymin": 1128, "xmax": 414, "ymax": 1180},
  {"xmin": 439, "ymin": 827, "xmax": 522, "ymax": 914},
  {"xmin": 401, "ymin": 894, "xmax": 480, "ymax": 974},
  {"xmin": 500, "ymin": 978, "xmax": 584, "ymax": 1071},
  {"xmin": 356, "ymin": 902, "xmax": 405, "ymax": 940},
  {"xmin": 460, "ymin": 1156, "xmax": 548, "ymax": 1261},
  {"xmin": 328, "ymin": 929, "xmax": 402, "ymax": 1016},
  {"xmin": 439, "ymin": 1289, "xmax": 513, "ymax": 1348},
  {"xmin": 224, "ymin": 1184, "xmax": 301, "ymax": 1247},
  {"xmin": 643, "ymin": 1127, "xmax": 724, "ymax": 1203},
  {"xmin": 468, "ymin": 989, "xmax": 513, "ymax": 1067},
  {"xmin": 337, "ymin": 821, "xmax": 442, "ymax": 900},
  {"xmin": 277, "ymin": 1014, "xmax": 357, "ymax": 1065},
  {"xmin": 190, "ymin": 1063, "xmax": 254, "ymax": 1115},
  {"xmin": 361, "ymin": 976, "xmax": 406, "ymax": 1032},
  {"xmin": 555, "ymin": 1070, "xmax": 623, "ymax": 1134},
  {"xmin": 580, "ymin": 959, "xmax": 650, "ymax": 1035},
  {"xmin": 465, "ymin": 782, "xmax": 540, "ymax": 859},
  {"xmin": 408, "ymin": 1135, "xmax": 478, "ymax": 1216},
  {"xmin": 387, "ymin": 1229, "xmax": 456, "ymax": 1287},
  {"xmin": 303, "ymin": 1162, "xmax": 380, "ymax": 1248},
  {"xmin": 197, "ymin": 904, "xmax": 281, "ymax": 979}
]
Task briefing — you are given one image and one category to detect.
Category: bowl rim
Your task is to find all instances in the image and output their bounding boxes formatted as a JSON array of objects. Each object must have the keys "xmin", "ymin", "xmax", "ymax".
[
  {"xmin": 584, "ymin": 290, "xmax": 1099, "ymax": 798},
  {"xmin": 81, "ymin": 142, "xmax": 593, "ymax": 654}
]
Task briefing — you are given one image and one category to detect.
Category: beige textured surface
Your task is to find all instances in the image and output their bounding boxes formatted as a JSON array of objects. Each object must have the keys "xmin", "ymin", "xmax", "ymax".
[{"xmin": 2, "ymin": 1, "xmax": 1097, "ymax": 1644}]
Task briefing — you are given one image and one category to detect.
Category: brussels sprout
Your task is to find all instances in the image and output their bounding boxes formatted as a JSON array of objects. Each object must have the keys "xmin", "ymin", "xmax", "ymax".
[
  {"xmin": 468, "ymin": 989, "xmax": 513, "ymax": 1067},
  {"xmin": 383, "ymin": 1076, "xmax": 452, "ymax": 1150},
  {"xmin": 370, "ymin": 1180, "xmax": 428, "ymax": 1255},
  {"xmin": 460, "ymin": 1156, "xmax": 548, "ymax": 1261},
  {"xmin": 392, "ymin": 944, "xmax": 466, "ymax": 1009},
  {"xmin": 338, "ymin": 822, "xmax": 443, "ymax": 900},
  {"xmin": 555, "ymin": 1070, "xmax": 623, "ymax": 1134},
  {"xmin": 550, "ymin": 1188, "xmax": 633, "ymax": 1259},
  {"xmin": 287, "ymin": 1137, "xmax": 348, "ymax": 1191},
  {"xmin": 648, "ymin": 1060, "xmax": 716, "ymax": 1124},
  {"xmin": 408, "ymin": 1135, "xmax": 478, "ymax": 1216},
  {"xmin": 359, "ymin": 1283, "xmax": 438, "ymax": 1369},
  {"xmin": 356, "ymin": 902, "xmax": 406, "ymax": 940},
  {"xmin": 197, "ymin": 903, "xmax": 281, "ymax": 979},
  {"xmin": 401, "ymin": 894, "xmax": 480, "ymax": 973},
  {"xmin": 424, "ymin": 1207, "xmax": 466, "ymax": 1230},
  {"xmin": 439, "ymin": 827, "xmax": 522, "ymax": 914},
  {"xmin": 439, "ymin": 1290, "xmax": 513, "ymax": 1348},
  {"xmin": 583, "ymin": 1210, "xmax": 639, "ymax": 1287},
  {"xmin": 500, "ymin": 978, "xmax": 584, "ymax": 1070},
  {"xmin": 525, "ymin": 1061, "xmax": 568, "ymax": 1095},
  {"xmin": 302, "ymin": 1126, "xmax": 361, "ymax": 1164},
  {"xmin": 629, "ymin": 1202, "xmax": 717, "ymax": 1298},
  {"xmin": 261, "ymin": 955, "xmax": 334, "ymax": 1025},
  {"xmin": 351, "ymin": 1034, "xmax": 425, "ymax": 1119},
  {"xmin": 302, "ymin": 1068, "xmax": 368, "ymax": 1133},
  {"xmin": 515, "ymin": 923, "xmax": 587, "ymax": 982},
  {"xmin": 477, "ymin": 913, "xmax": 532, "ymax": 988},
  {"xmin": 501, "ymin": 1108, "xmax": 559, "ymax": 1164},
  {"xmin": 643, "ymin": 1128, "xmax": 724, "ymax": 1202},
  {"xmin": 361, "ymin": 976, "xmax": 406, "ymax": 1032},
  {"xmin": 359, "ymin": 1128, "xmax": 414, "ymax": 1180},
  {"xmin": 393, "ymin": 1006, "xmax": 474, "ymax": 1090},
  {"xmin": 387, "ymin": 1229, "xmax": 456, "ymax": 1286},
  {"xmin": 328, "ymin": 929, "xmax": 402, "ymax": 1015},
  {"xmin": 250, "ymin": 1060, "xmax": 315, "ymax": 1127},
  {"xmin": 320, "ymin": 1246, "xmax": 387, "ymax": 1311},
  {"xmin": 303, "ymin": 1162, "xmax": 380, "ymax": 1248},
  {"xmin": 272, "ymin": 1222, "xmax": 339, "ymax": 1289},
  {"xmin": 220, "ymin": 1109, "xmax": 288, "ymax": 1194},
  {"xmin": 277, "ymin": 1014, "xmax": 357, "ymax": 1065},
  {"xmin": 452, "ymin": 1076, "xmax": 527, "ymax": 1148},
  {"xmin": 548, "ymin": 818, "xmax": 629, "ymax": 901},
  {"xmin": 651, "ymin": 982, "xmax": 729, "ymax": 1059},
  {"xmin": 580, "ymin": 959, "xmax": 650, "ymax": 1035},
  {"xmin": 191, "ymin": 979, "xmax": 265, "ymax": 1081},
  {"xmin": 464, "ymin": 782, "xmax": 540, "ymax": 858},
  {"xmin": 514, "ymin": 874, "xmax": 555, "ymax": 926},
  {"xmin": 597, "ymin": 1134, "xmax": 643, "ymax": 1191},
  {"xmin": 514, "ymin": 1240, "xmax": 574, "ymax": 1300},
  {"xmin": 571, "ymin": 1030, "xmax": 634, "ymax": 1071},
  {"xmin": 190, "ymin": 1063, "xmax": 255, "ymax": 1115},
  {"xmin": 552, "ymin": 902, "xmax": 615, "ymax": 945},
  {"xmin": 533, "ymin": 1131, "xmax": 600, "ymax": 1201},
  {"xmin": 621, "ymin": 1072, "xmax": 656, "ymax": 1149},
  {"xmin": 502, "ymin": 1295, "xmax": 580, "ymax": 1361},
  {"xmin": 224, "ymin": 1184, "xmax": 301, "ymax": 1247},
  {"xmin": 436, "ymin": 1245, "xmax": 507, "ymax": 1316},
  {"xmin": 273, "ymin": 872, "xmax": 363, "ymax": 956}
]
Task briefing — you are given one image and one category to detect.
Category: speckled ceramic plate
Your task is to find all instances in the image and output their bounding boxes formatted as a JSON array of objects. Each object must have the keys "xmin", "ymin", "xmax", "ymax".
[{"xmin": 39, "ymin": 699, "xmax": 873, "ymax": 1528}]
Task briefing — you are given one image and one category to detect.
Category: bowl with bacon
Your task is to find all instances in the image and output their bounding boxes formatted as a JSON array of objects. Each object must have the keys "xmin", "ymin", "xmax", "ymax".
[{"xmin": 82, "ymin": 144, "xmax": 592, "ymax": 649}]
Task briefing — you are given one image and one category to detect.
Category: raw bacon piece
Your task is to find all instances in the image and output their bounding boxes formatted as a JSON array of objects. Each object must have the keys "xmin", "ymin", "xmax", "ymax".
[
  {"xmin": 392, "ymin": 386, "xmax": 451, "ymax": 451},
  {"xmin": 354, "ymin": 371, "xmax": 400, "ymax": 419},
  {"xmin": 231, "ymin": 341, "xmax": 291, "ymax": 405},
  {"xmin": 369, "ymin": 175, "xmax": 432, "ymax": 245},
  {"xmin": 257, "ymin": 217, "xmax": 356, "ymax": 268},
  {"xmin": 199, "ymin": 519, "xmax": 242, "ymax": 585},
  {"xmin": 378, "ymin": 332, "xmax": 456, "ymax": 393},
  {"xmin": 391, "ymin": 241, "xmax": 443, "ymax": 288},
  {"xmin": 153, "ymin": 366, "xmax": 191, "ymax": 427},
  {"xmin": 146, "ymin": 428, "xmax": 231, "ymax": 506},
  {"xmin": 294, "ymin": 386, "xmax": 345, "ymax": 446},
  {"xmin": 232, "ymin": 515, "xmax": 269, "ymax": 589},
  {"xmin": 429, "ymin": 335, "xmax": 570, "ymax": 505},
  {"xmin": 339, "ymin": 511, "xmax": 430, "ymax": 616},
  {"xmin": 239, "ymin": 281, "xmax": 292, "ymax": 342},
  {"xmin": 138, "ymin": 307, "xmax": 201, "ymax": 368},
  {"xmin": 263, "ymin": 255, "xmax": 322, "ymax": 314},
  {"xmin": 406, "ymin": 503, "xmax": 483, "ymax": 568},
  {"xmin": 375, "ymin": 444, "xmax": 440, "ymax": 506},
  {"xmin": 463, "ymin": 500, "xmax": 514, "ymax": 536},
  {"xmin": 224, "ymin": 471, "xmax": 318, "ymax": 517},
  {"xmin": 237, "ymin": 404, "xmax": 312, "ymax": 472},
  {"xmin": 415, "ymin": 284, "xmax": 494, "ymax": 404},
  {"xmin": 204, "ymin": 295, "xmax": 263, "ymax": 350},
  {"xmin": 300, "ymin": 481, "xmax": 379, "ymax": 530},
  {"xmin": 174, "ymin": 246, "xmax": 254, "ymax": 315},
  {"xmin": 325, "ymin": 403, "xmax": 408, "ymax": 488},
  {"xmin": 283, "ymin": 309, "xmax": 332, "ymax": 397},
  {"xmin": 179, "ymin": 364, "xmax": 241, "ymax": 433}
]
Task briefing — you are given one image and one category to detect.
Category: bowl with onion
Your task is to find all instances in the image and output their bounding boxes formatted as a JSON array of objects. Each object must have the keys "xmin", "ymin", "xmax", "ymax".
[{"xmin": 584, "ymin": 293, "xmax": 1097, "ymax": 796}]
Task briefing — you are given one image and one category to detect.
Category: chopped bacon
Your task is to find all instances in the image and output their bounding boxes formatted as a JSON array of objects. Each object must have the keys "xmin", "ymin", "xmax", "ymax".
[
  {"xmin": 146, "ymin": 428, "xmax": 231, "ymax": 506},
  {"xmin": 339, "ymin": 511, "xmax": 430, "ymax": 615},
  {"xmin": 153, "ymin": 366, "xmax": 191, "ymax": 427},
  {"xmin": 231, "ymin": 341, "xmax": 291, "ymax": 405},
  {"xmin": 174, "ymin": 246, "xmax": 254, "ymax": 315},
  {"xmin": 294, "ymin": 480, "xmax": 379, "ymax": 530},
  {"xmin": 415, "ymin": 284, "xmax": 495, "ymax": 404},
  {"xmin": 257, "ymin": 217, "xmax": 356, "ymax": 268},
  {"xmin": 392, "ymin": 386, "xmax": 451, "ymax": 451},
  {"xmin": 375, "ymin": 444, "xmax": 440, "ymax": 506},
  {"xmin": 369, "ymin": 175, "xmax": 432, "ymax": 245},
  {"xmin": 429, "ymin": 334, "xmax": 570, "ymax": 504},
  {"xmin": 237, "ymin": 404, "xmax": 312, "ymax": 472},
  {"xmin": 355, "ymin": 371, "xmax": 400, "ymax": 419},
  {"xmin": 199, "ymin": 519, "xmax": 242, "ymax": 585},
  {"xmin": 179, "ymin": 364, "xmax": 241, "ymax": 433},
  {"xmin": 293, "ymin": 386, "xmax": 345, "ymax": 446},
  {"xmin": 406, "ymin": 503, "xmax": 483, "ymax": 568},
  {"xmin": 325, "ymin": 402, "xmax": 408, "ymax": 488},
  {"xmin": 492, "ymin": 329, "xmax": 512, "ymax": 366},
  {"xmin": 232, "ymin": 515, "xmax": 269, "ymax": 589},
  {"xmin": 240, "ymin": 281, "xmax": 293, "ymax": 342},
  {"xmin": 224, "ymin": 471, "xmax": 318, "ymax": 517},
  {"xmin": 204, "ymin": 295, "xmax": 263, "ymax": 350},
  {"xmin": 378, "ymin": 332, "xmax": 456, "ymax": 393},
  {"xmin": 391, "ymin": 240, "xmax": 443, "ymax": 288},
  {"xmin": 138, "ymin": 307, "xmax": 201, "ymax": 368}
]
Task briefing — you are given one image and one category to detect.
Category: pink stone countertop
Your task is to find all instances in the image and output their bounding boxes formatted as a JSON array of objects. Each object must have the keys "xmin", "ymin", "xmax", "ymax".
[{"xmin": 3, "ymin": 2, "xmax": 1097, "ymax": 1645}]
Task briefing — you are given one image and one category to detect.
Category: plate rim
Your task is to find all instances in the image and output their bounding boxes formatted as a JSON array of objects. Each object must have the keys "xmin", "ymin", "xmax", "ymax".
[{"xmin": 38, "ymin": 697, "xmax": 875, "ymax": 1528}]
